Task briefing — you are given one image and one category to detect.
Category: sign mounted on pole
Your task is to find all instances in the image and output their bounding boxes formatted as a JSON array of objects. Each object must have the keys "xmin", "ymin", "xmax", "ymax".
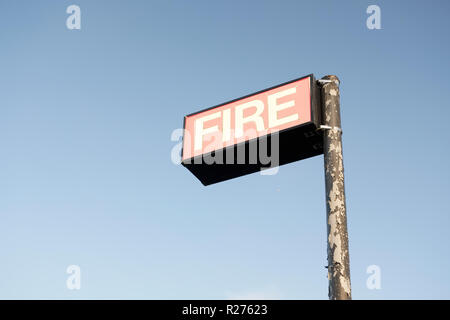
[{"xmin": 182, "ymin": 74, "xmax": 323, "ymax": 185}]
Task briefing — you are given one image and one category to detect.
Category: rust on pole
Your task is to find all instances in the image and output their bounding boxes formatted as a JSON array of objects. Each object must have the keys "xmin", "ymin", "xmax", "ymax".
[{"xmin": 319, "ymin": 75, "xmax": 351, "ymax": 300}]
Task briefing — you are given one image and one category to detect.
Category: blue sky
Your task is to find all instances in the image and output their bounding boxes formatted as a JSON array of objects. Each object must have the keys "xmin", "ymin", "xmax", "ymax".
[{"xmin": 0, "ymin": 0, "xmax": 449, "ymax": 299}]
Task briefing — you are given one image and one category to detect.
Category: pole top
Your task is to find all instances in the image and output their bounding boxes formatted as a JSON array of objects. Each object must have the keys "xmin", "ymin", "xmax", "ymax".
[{"xmin": 319, "ymin": 75, "xmax": 340, "ymax": 86}]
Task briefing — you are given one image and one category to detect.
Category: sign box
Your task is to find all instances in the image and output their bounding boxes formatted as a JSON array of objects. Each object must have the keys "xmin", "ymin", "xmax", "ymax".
[{"xmin": 182, "ymin": 74, "xmax": 323, "ymax": 185}]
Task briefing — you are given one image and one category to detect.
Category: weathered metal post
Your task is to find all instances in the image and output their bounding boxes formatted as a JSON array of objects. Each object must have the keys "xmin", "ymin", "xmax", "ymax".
[{"xmin": 319, "ymin": 75, "xmax": 351, "ymax": 300}]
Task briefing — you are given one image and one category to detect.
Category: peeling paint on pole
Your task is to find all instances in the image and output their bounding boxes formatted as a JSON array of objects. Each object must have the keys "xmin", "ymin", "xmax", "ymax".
[{"xmin": 320, "ymin": 75, "xmax": 351, "ymax": 300}]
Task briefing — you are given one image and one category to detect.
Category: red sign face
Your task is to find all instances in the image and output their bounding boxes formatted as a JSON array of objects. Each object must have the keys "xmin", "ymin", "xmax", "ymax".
[{"xmin": 182, "ymin": 76, "xmax": 313, "ymax": 161}]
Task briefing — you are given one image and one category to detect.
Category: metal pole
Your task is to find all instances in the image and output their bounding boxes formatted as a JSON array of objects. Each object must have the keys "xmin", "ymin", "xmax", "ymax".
[{"xmin": 319, "ymin": 75, "xmax": 351, "ymax": 300}]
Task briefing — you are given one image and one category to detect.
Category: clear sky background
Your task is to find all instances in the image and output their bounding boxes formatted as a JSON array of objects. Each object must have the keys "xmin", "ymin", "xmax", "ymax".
[{"xmin": 1, "ymin": 0, "xmax": 449, "ymax": 299}]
